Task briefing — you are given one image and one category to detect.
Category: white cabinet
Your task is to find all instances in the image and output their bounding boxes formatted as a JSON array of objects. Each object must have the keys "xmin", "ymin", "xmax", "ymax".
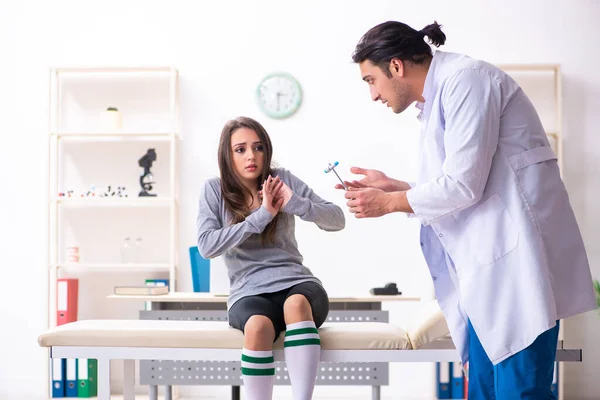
[{"xmin": 46, "ymin": 66, "xmax": 180, "ymax": 395}]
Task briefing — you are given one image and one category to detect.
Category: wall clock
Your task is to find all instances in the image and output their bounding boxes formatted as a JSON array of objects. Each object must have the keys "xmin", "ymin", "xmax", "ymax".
[{"xmin": 256, "ymin": 72, "xmax": 303, "ymax": 119}]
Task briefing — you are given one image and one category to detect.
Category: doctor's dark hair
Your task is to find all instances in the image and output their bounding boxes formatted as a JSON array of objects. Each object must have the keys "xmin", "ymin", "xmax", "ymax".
[
  {"xmin": 352, "ymin": 21, "xmax": 446, "ymax": 77},
  {"xmin": 218, "ymin": 116, "xmax": 278, "ymax": 244}
]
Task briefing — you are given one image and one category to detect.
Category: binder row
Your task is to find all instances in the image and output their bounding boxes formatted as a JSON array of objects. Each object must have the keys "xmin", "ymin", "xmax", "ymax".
[
  {"xmin": 435, "ymin": 361, "xmax": 559, "ymax": 399},
  {"xmin": 52, "ymin": 278, "xmax": 98, "ymax": 398},
  {"xmin": 52, "ymin": 358, "xmax": 97, "ymax": 398},
  {"xmin": 52, "ymin": 277, "xmax": 171, "ymax": 397},
  {"xmin": 436, "ymin": 361, "xmax": 466, "ymax": 399}
]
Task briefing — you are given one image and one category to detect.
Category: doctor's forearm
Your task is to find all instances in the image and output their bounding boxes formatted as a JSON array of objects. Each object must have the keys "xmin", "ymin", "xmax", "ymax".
[{"xmin": 387, "ymin": 191, "xmax": 414, "ymax": 214}]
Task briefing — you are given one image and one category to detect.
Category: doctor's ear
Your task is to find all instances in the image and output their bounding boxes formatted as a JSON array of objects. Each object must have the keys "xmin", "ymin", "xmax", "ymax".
[{"xmin": 389, "ymin": 58, "xmax": 405, "ymax": 77}]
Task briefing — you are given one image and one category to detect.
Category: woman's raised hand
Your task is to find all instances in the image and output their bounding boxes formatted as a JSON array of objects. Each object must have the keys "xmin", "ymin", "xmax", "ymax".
[{"xmin": 260, "ymin": 175, "xmax": 285, "ymax": 216}]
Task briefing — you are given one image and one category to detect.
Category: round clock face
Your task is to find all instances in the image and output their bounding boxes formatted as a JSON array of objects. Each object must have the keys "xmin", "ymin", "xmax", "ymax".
[{"xmin": 256, "ymin": 72, "xmax": 303, "ymax": 119}]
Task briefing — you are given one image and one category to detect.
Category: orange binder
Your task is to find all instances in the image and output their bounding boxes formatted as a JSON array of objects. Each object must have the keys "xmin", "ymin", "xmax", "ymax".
[{"xmin": 57, "ymin": 278, "xmax": 78, "ymax": 326}]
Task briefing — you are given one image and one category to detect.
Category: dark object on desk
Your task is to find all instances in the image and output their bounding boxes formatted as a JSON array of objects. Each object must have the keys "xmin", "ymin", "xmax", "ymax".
[{"xmin": 370, "ymin": 282, "xmax": 401, "ymax": 296}]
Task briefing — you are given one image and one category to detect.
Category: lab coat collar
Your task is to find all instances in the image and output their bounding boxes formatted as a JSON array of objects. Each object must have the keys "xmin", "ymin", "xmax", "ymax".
[{"xmin": 420, "ymin": 50, "xmax": 445, "ymax": 119}]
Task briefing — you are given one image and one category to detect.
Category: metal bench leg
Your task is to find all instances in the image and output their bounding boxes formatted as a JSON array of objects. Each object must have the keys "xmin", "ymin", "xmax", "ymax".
[
  {"xmin": 232, "ymin": 385, "xmax": 241, "ymax": 400},
  {"xmin": 123, "ymin": 359, "xmax": 135, "ymax": 400},
  {"xmin": 165, "ymin": 385, "xmax": 172, "ymax": 400},
  {"xmin": 372, "ymin": 385, "xmax": 381, "ymax": 400},
  {"xmin": 97, "ymin": 358, "xmax": 111, "ymax": 400},
  {"xmin": 148, "ymin": 385, "xmax": 158, "ymax": 400}
]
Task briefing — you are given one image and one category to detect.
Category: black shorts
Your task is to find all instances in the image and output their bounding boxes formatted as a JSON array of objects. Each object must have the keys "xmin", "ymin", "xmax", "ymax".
[{"xmin": 228, "ymin": 281, "xmax": 329, "ymax": 341}]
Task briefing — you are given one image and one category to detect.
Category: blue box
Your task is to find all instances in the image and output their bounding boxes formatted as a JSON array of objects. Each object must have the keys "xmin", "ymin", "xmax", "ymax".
[{"xmin": 189, "ymin": 246, "xmax": 210, "ymax": 292}]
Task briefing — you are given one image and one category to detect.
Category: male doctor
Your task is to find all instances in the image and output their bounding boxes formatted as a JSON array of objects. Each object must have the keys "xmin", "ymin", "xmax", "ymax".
[{"xmin": 340, "ymin": 20, "xmax": 597, "ymax": 399}]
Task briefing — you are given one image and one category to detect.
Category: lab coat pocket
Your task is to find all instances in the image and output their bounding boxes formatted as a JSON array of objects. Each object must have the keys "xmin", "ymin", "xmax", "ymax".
[
  {"xmin": 507, "ymin": 145, "xmax": 557, "ymax": 172},
  {"xmin": 507, "ymin": 145, "xmax": 559, "ymax": 228},
  {"xmin": 455, "ymin": 193, "xmax": 519, "ymax": 266}
]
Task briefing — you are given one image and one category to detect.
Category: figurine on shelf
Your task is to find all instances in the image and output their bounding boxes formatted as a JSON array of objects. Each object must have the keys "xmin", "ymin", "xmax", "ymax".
[
  {"xmin": 138, "ymin": 149, "xmax": 157, "ymax": 197},
  {"xmin": 102, "ymin": 185, "xmax": 116, "ymax": 197},
  {"xmin": 117, "ymin": 186, "xmax": 129, "ymax": 198},
  {"xmin": 101, "ymin": 106, "xmax": 122, "ymax": 131},
  {"xmin": 98, "ymin": 185, "xmax": 129, "ymax": 198},
  {"xmin": 83, "ymin": 184, "xmax": 97, "ymax": 197}
]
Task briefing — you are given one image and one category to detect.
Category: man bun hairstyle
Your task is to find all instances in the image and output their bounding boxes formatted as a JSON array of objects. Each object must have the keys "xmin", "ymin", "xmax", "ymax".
[
  {"xmin": 419, "ymin": 21, "xmax": 446, "ymax": 47},
  {"xmin": 352, "ymin": 20, "xmax": 446, "ymax": 77}
]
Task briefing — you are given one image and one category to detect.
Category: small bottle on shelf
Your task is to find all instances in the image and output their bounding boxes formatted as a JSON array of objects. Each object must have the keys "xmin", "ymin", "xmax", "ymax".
[
  {"xmin": 134, "ymin": 237, "xmax": 142, "ymax": 263},
  {"xmin": 121, "ymin": 237, "xmax": 133, "ymax": 264},
  {"xmin": 66, "ymin": 245, "xmax": 80, "ymax": 264},
  {"xmin": 101, "ymin": 106, "xmax": 122, "ymax": 131}
]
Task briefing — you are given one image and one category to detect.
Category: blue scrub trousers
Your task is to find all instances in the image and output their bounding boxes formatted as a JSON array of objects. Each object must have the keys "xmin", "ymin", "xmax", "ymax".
[{"xmin": 467, "ymin": 319, "xmax": 559, "ymax": 399}]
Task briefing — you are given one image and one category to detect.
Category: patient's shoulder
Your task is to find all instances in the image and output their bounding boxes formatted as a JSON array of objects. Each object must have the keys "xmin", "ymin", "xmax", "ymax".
[
  {"xmin": 272, "ymin": 166, "xmax": 289, "ymax": 177},
  {"xmin": 200, "ymin": 177, "xmax": 222, "ymax": 201},
  {"xmin": 273, "ymin": 167, "xmax": 299, "ymax": 184},
  {"xmin": 203, "ymin": 176, "xmax": 221, "ymax": 189}
]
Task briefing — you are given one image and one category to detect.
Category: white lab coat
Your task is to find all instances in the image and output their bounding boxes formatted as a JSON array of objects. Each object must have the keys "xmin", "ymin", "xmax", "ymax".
[{"xmin": 406, "ymin": 51, "xmax": 596, "ymax": 365}]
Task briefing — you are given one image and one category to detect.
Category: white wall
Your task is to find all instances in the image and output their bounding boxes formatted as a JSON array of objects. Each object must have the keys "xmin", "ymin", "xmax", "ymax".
[{"xmin": 1, "ymin": 0, "xmax": 599, "ymax": 399}]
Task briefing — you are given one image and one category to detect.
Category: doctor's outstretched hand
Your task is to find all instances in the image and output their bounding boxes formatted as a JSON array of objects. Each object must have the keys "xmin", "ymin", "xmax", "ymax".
[
  {"xmin": 344, "ymin": 186, "xmax": 393, "ymax": 218},
  {"xmin": 335, "ymin": 166, "xmax": 411, "ymax": 192}
]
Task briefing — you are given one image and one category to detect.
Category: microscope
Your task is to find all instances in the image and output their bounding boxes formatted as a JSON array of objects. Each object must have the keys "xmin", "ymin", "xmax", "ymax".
[{"xmin": 138, "ymin": 148, "xmax": 157, "ymax": 197}]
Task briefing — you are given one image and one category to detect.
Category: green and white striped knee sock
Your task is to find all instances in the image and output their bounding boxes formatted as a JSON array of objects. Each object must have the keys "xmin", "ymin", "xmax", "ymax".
[
  {"xmin": 241, "ymin": 348, "xmax": 275, "ymax": 400},
  {"xmin": 284, "ymin": 321, "xmax": 321, "ymax": 400}
]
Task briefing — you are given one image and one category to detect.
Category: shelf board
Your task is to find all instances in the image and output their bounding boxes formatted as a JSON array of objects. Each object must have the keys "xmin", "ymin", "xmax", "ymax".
[
  {"xmin": 53, "ymin": 132, "xmax": 175, "ymax": 141},
  {"xmin": 52, "ymin": 66, "xmax": 177, "ymax": 75},
  {"xmin": 51, "ymin": 263, "xmax": 172, "ymax": 271},
  {"xmin": 497, "ymin": 63, "xmax": 560, "ymax": 72},
  {"xmin": 52, "ymin": 197, "xmax": 174, "ymax": 207}
]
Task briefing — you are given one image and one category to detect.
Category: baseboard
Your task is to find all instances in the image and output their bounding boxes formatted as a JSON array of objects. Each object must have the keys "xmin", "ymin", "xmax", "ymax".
[{"xmin": 6, "ymin": 375, "xmax": 433, "ymax": 400}]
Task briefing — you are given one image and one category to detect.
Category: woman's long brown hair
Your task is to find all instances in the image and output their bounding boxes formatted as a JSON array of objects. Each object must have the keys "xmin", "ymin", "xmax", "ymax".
[{"xmin": 218, "ymin": 117, "xmax": 278, "ymax": 244}]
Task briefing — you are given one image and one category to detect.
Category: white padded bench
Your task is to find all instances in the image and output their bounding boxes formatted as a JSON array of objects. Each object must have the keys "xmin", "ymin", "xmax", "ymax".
[{"xmin": 38, "ymin": 310, "xmax": 582, "ymax": 400}]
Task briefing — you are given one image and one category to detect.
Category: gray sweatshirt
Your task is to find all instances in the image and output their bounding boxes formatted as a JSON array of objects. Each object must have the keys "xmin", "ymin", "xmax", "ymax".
[{"xmin": 196, "ymin": 168, "xmax": 345, "ymax": 308}]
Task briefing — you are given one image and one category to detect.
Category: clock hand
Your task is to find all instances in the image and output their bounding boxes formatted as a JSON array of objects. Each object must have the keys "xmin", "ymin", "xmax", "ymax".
[{"xmin": 276, "ymin": 92, "xmax": 282, "ymax": 112}]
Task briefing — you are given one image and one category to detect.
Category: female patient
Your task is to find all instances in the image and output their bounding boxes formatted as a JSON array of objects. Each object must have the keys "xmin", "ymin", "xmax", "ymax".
[{"xmin": 196, "ymin": 116, "xmax": 345, "ymax": 400}]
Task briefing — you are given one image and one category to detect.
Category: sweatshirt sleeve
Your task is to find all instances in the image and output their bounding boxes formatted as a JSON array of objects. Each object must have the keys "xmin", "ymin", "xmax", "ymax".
[
  {"xmin": 280, "ymin": 169, "xmax": 345, "ymax": 231},
  {"xmin": 196, "ymin": 179, "xmax": 274, "ymax": 258}
]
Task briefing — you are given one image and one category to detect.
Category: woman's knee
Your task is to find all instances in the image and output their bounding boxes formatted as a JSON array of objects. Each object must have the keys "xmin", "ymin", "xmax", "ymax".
[
  {"xmin": 284, "ymin": 294, "xmax": 312, "ymax": 322},
  {"xmin": 244, "ymin": 315, "xmax": 275, "ymax": 340}
]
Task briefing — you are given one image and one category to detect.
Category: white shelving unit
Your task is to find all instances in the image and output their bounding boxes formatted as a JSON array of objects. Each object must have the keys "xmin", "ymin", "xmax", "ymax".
[{"xmin": 46, "ymin": 66, "xmax": 180, "ymax": 398}]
